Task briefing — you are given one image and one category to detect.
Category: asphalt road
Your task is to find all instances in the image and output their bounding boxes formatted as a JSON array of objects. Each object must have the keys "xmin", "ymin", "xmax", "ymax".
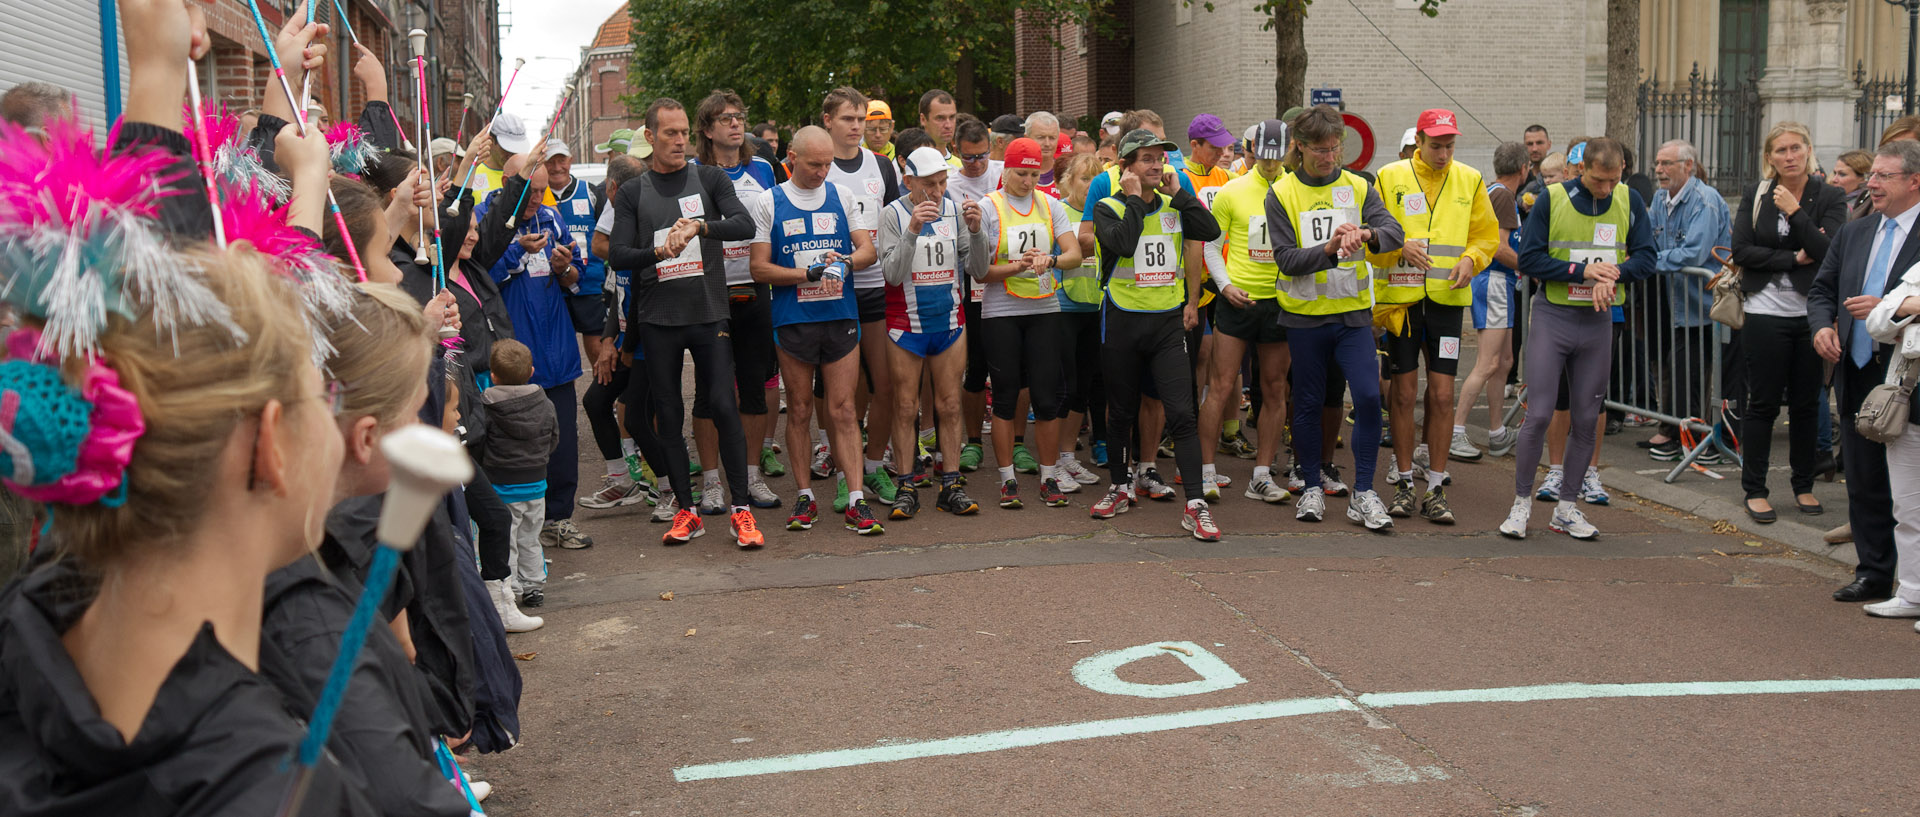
[{"xmin": 460, "ymin": 381, "xmax": 1919, "ymax": 816}]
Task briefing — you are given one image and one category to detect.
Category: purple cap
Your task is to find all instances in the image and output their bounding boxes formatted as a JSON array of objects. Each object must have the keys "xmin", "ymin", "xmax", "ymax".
[{"xmin": 1187, "ymin": 113, "xmax": 1235, "ymax": 148}]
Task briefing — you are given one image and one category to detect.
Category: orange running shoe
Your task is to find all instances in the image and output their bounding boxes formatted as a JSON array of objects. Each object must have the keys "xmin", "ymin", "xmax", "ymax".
[
  {"xmin": 664, "ymin": 508, "xmax": 705, "ymax": 544},
  {"xmin": 731, "ymin": 508, "xmax": 764, "ymax": 549}
]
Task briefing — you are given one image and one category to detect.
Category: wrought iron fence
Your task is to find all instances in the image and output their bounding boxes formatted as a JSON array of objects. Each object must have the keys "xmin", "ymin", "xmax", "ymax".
[
  {"xmin": 1636, "ymin": 64, "xmax": 1764, "ymax": 203},
  {"xmin": 1856, "ymin": 63, "xmax": 1910, "ymax": 147}
]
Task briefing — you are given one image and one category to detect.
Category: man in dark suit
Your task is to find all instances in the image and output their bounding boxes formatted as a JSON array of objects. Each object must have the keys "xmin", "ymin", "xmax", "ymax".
[{"xmin": 1809, "ymin": 140, "xmax": 1920, "ymax": 601}]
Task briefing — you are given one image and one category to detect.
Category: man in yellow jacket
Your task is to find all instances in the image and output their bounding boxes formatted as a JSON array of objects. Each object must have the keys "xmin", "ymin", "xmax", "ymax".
[{"xmin": 1368, "ymin": 108, "xmax": 1499, "ymax": 524}]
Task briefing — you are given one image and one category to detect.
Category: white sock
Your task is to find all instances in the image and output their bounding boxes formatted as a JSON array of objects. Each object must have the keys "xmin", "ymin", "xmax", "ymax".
[
  {"xmin": 848, "ymin": 489, "xmax": 865, "ymax": 504},
  {"xmin": 1202, "ymin": 462, "xmax": 1217, "ymax": 479},
  {"xmin": 1188, "ymin": 497, "xmax": 1206, "ymax": 509},
  {"xmin": 1399, "ymin": 470, "xmax": 1414, "ymax": 483},
  {"xmin": 1143, "ymin": 460, "xmax": 1159, "ymax": 474},
  {"xmin": 606, "ymin": 459, "xmax": 627, "ymax": 477},
  {"xmin": 1548, "ymin": 464, "xmax": 1563, "ymax": 473},
  {"xmin": 1494, "ymin": 425, "xmax": 1508, "ymax": 436},
  {"xmin": 1557, "ymin": 499, "xmax": 1576, "ymax": 514},
  {"xmin": 748, "ymin": 465, "xmax": 763, "ymax": 481},
  {"xmin": 1059, "ymin": 451, "xmax": 1076, "ymax": 465},
  {"xmin": 1041, "ymin": 464, "xmax": 1057, "ymax": 482},
  {"xmin": 799, "ymin": 488, "xmax": 815, "ymax": 500},
  {"xmin": 621, "ymin": 439, "xmax": 638, "ymax": 457},
  {"xmin": 1427, "ymin": 470, "xmax": 1447, "ymax": 493},
  {"xmin": 1452, "ymin": 424, "xmax": 1466, "ymax": 435},
  {"xmin": 1253, "ymin": 465, "xmax": 1271, "ymax": 482},
  {"xmin": 999, "ymin": 466, "xmax": 1016, "ymax": 483},
  {"xmin": 703, "ymin": 469, "xmax": 720, "ymax": 483}
]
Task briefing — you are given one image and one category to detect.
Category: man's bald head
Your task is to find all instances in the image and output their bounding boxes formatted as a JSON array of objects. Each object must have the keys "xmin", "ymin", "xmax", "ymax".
[{"xmin": 788, "ymin": 126, "xmax": 835, "ymax": 189}]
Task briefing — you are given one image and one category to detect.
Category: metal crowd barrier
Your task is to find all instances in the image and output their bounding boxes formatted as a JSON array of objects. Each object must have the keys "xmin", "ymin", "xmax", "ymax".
[{"xmin": 1599, "ymin": 265, "xmax": 1739, "ymax": 483}]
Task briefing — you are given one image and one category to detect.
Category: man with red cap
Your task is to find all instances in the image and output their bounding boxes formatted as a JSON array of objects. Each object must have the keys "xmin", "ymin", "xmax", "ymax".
[{"xmin": 1367, "ymin": 108, "xmax": 1500, "ymax": 524}]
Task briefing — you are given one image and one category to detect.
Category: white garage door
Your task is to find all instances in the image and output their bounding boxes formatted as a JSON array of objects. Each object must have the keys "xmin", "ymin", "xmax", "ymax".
[{"xmin": 0, "ymin": 0, "xmax": 130, "ymax": 127}]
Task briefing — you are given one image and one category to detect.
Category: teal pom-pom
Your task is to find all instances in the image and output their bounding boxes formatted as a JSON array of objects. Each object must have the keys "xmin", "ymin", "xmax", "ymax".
[{"xmin": 0, "ymin": 359, "xmax": 90, "ymax": 488}]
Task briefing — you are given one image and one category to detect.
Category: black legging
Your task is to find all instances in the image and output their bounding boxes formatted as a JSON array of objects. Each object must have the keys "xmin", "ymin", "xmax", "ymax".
[
  {"xmin": 618, "ymin": 352, "xmax": 672, "ymax": 491},
  {"xmin": 1101, "ymin": 303, "xmax": 1201, "ymax": 499},
  {"xmin": 634, "ymin": 320, "xmax": 747, "ymax": 508},
  {"xmin": 464, "ymin": 453, "xmax": 512, "ymax": 581},
  {"xmin": 1740, "ymin": 312, "xmax": 1820, "ymax": 500},
  {"xmin": 1059, "ymin": 310, "xmax": 1106, "ymax": 443},
  {"xmin": 584, "ymin": 365, "xmax": 630, "ymax": 462}
]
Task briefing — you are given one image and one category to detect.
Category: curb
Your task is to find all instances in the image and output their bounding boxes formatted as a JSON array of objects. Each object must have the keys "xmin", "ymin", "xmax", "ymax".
[{"xmin": 1599, "ymin": 464, "xmax": 1858, "ymax": 568}]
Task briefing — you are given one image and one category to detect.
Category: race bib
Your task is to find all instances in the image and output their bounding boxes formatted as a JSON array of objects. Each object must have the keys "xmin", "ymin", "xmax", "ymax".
[
  {"xmin": 1402, "ymin": 191, "xmax": 1427, "ymax": 216},
  {"xmin": 1300, "ymin": 208, "xmax": 1351, "ymax": 247},
  {"xmin": 1331, "ymin": 186, "xmax": 1354, "ymax": 208},
  {"xmin": 970, "ymin": 278, "xmax": 987, "ymax": 299},
  {"xmin": 851, "ymin": 195, "xmax": 880, "ymax": 232},
  {"xmin": 812, "ymin": 213, "xmax": 839, "ymax": 235},
  {"xmin": 1438, "ymin": 336, "xmax": 1460, "ymax": 360},
  {"xmin": 1134, "ymin": 235, "xmax": 1177, "ymax": 287},
  {"xmin": 570, "ymin": 227, "xmax": 592, "ymax": 257},
  {"xmin": 1246, "ymin": 215, "xmax": 1274, "ymax": 263},
  {"xmin": 524, "ymin": 246, "xmax": 551, "ymax": 278},
  {"xmin": 572, "ymin": 199, "xmax": 592, "ymax": 217},
  {"xmin": 1389, "ymin": 267, "xmax": 1424, "ymax": 287},
  {"xmin": 793, "ymin": 249, "xmax": 842, "ymax": 302},
  {"xmin": 678, "ymin": 195, "xmax": 705, "ymax": 219},
  {"xmin": 1159, "ymin": 211, "xmax": 1182, "ymax": 234},
  {"xmin": 723, "ymin": 242, "xmax": 750, "ymax": 261},
  {"xmin": 911, "ymin": 235, "xmax": 957, "ymax": 285},
  {"xmin": 1594, "ymin": 223, "xmax": 1617, "ymax": 246},
  {"xmin": 1200, "ymin": 188, "xmax": 1221, "ymax": 210},
  {"xmin": 782, "ymin": 217, "xmax": 806, "ymax": 237},
  {"xmin": 1566, "ymin": 283, "xmax": 1594, "ymax": 302},
  {"xmin": 1005, "ymin": 223, "xmax": 1046, "ymax": 260},
  {"xmin": 1573, "ymin": 248, "xmax": 1617, "ymax": 267},
  {"xmin": 652, "ymin": 226, "xmax": 704, "ymax": 281}
]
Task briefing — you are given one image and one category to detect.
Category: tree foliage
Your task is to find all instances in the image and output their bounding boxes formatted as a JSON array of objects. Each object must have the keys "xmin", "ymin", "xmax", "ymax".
[{"xmin": 624, "ymin": 0, "xmax": 1097, "ymax": 128}]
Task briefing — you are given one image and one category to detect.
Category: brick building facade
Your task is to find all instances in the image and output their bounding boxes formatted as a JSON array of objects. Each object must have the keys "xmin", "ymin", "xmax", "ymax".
[{"xmin": 553, "ymin": 9, "xmax": 635, "ymax": 162}]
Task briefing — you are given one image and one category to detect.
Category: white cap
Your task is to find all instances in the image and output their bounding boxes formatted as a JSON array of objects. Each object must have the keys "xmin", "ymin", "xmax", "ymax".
[
  {"xmin": 902, "ymin": 146, "xmax": 950, "ymax": 178},
  {"xmin": 546, "ymin": 138, "xmax": 571, "ymax": 157},
  {"xmin": 1399, "ymin": 127, "xmax": 1418, "ymax": 149},
  {"xmin": 1102, "ymin": 110, "xmax": 1123, "ymax": 136},
  {"xmin": 626, "ymin": 126, "xmax": 653, "ymax": 160},
  {"xmin": 491, "ymin": 112, "xmax": 532, "ymax": 154},
  {"xmin": 428, "ymin": 137, "xmax": 462, "ymax": 159}
]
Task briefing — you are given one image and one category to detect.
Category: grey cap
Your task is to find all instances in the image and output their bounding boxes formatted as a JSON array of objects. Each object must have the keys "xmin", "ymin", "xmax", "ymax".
[
  {"xmin": 1252, "ymin": 119, "xmax": 1288, "ymax": 160},
  {"xmin": 490, "ymin": 112, "xmax": 532, "ymax": 154}
]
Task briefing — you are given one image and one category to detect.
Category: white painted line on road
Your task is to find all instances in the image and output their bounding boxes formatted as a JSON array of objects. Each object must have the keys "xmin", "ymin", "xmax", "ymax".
[{"xmin": 672, "ymin": 677, "xmax": 1920, "ymax": 783}]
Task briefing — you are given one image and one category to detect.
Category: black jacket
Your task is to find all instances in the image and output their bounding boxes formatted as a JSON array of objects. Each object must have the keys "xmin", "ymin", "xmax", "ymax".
[
  {"xmin": 112, "ymin": 123, "xmax": 214, "ymax": 243},
  {"xmin": 0, "ymin": 559, "xmax": 376, "ymax": 817},
  {"xmin": 1732, "ymin": 177, "xmax": 1848, "ymax": 295},
  {"xmin": 261, "ymin": 552, "xmax": 469, "ymax": 817},
  {"xmin": 477, "ymin": 384, "xmax": 557, "ymax": 486}
]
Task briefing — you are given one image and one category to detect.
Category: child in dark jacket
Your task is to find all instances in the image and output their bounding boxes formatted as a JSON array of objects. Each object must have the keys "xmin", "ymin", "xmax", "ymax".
[{"xmin": 479, "ymin": 340, "xmax": 558, "ymax": 612}]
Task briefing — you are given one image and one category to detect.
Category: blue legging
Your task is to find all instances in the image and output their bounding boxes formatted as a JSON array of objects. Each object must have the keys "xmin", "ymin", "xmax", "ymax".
[
  {"xmin": 1288, "ymin": 322, "xmax": 1382, "ymax": 491},
  {"xmin": 1513, "ymin": 295, "xmax": 1614, "ymax": 498}
]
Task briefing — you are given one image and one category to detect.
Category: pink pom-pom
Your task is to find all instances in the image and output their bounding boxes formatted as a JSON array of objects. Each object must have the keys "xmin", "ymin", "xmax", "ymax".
[
  {"xmin": 182, "ymin": 101, "xmax": 242, "ymax": 153},
  {"xmin": 218, "ymin": 181, "xmax": 322, "ymax": 266},
  {"xmin": 0, "ymin": 119, "xmax": 184, "ymax": 231}
]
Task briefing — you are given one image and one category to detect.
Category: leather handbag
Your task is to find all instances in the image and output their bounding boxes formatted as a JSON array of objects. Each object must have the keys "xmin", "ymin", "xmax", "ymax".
[
  {"xmin": 1858, "ymin": 325, "xmax": 1920, "ymax": 443},
  {"xmin": 1707, "ymin": 180, "xmax": 1774, "ymax": 330}
]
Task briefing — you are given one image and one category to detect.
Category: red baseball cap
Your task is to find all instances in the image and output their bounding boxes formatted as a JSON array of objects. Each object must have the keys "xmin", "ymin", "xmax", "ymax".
[
  {"xmin": 1005, "ymin": 137, "xmax": 1044, "ymax": 170},
  {"xmin": 1416, "ymin": 109, "xmax": 1461, "ymax": 138}
]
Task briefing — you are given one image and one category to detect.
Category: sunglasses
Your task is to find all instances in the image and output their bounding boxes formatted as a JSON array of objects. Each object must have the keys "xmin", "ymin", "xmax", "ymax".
[{"xmin": 960, "ymin": 152, "xmax": 990, "ymax": 162}]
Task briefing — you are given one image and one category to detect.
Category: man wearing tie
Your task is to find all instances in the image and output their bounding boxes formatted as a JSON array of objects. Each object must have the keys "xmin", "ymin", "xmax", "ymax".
[{"xmin": 1810, "ymin": 140, "xmax": 1920, "ymax": 602}]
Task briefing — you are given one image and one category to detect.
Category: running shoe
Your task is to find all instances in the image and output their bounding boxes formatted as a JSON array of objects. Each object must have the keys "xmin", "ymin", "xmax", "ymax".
[
  {"xmin": 760, "ymin": 446, "xmax": 787, "ymax": 477},
  {"xmin": 1449, "ymin": 431, "xmax": 1483, "ymax": 462},
  {"xmin": 625, "ymin": 453, "xmax": 648, "ymax": 485},
  {"xmin": 1295, "ymin": 486, "xmax": 1326, "ymax": 522},
  {"xmin": 1054, "ymin": 472, "xmax": 1082, "ymax": 494},
  {"xmin": 730, "ymin": 509, "xmax": 764, "ymax": 549},
  {"xmin": 864, "ymin": 468, "xmax": 899, "ymax": 504},
  {"xmin": 663, "ymin": 509, "xmax": 704, "ymax": 544},
  {"xmin": 1090, "ymin": 485, "xmax": 1134, "ymax": 519},
  {"xmin": 937, "ymin": 484, "xmax": 980, "ymax": 515},
  {"xmin": 1137, "ymin": 467, "xmax": 1175, "ymax": 501},
  {"xmin": 810, "ymin": 444, "xmax": 834, "ymax": 479},
  {"xmin": 1498, "ymin": 496, "xmax": 1531, "ymax": 539},
  {"xmin": 1549, "ymin": 505, "xmax": 1599, "ymax": 540},
  {"xmin": 1320, "ymin": 464, "xmax": 1350, "ymax": 497},
  {"xmin": 1412, "ymin": 443, "xmax": 1431, "ymax": 473},
  {"xmin": 845, "ymin": 499, "xmax": 885, "ymax": 535},
  {"xmin": 1091, "ymin": 440, "xmax": 1109, "ymax": 468},
  {"xmin": 542, "ymin": 519, "xmax": 593, "ymax": 549},
  {"xmin": 1384, "ymin": 453, "xmax": 1404, "ymax": 486},
  {"xmin": 1420, "ymin": 487, "xmax": 1456, "ymax": 524},
  {"xmin": 1646, "ymin": 439, "xmax": 1682, "ymax": 461},
  {"xmin": 699, "ymin": 474, "xmax": 727, "ymax": 515},
  {"xmin": 1347, "ymin": 489, "xmax": 1393, "ymax": 531},
  {"xmin": 906, "ymin": 467, "xmax": 934, "ymax": 489},
  {"xmin": 959, "ymin": 442, "xmax": 983, "ymax": 472},
  {"xmin": 1244, "ymin": 476, "xmax": 1290, "ymax": 504},
  {"xmin": 579, "ymin": 475, "xmax": 646, "ymax": 509},
  {"xmin": 1578, "ymin": 467, "xmax": 1610, "ymax": 505},
  {"xmin": 1386, "ymin": 482, "xmax": 1417, "ymax": 518},
  {"xmin": 1061, "ymin": 458, "xmax": 1101, "ymax": 485},
  {"xmin": 651, "ymin": 493, "xmax": 678, "ymax": 523},
  {"xmin": 1182, "ymin": 501, "xmax": 1222, "ymax": 542},
  {"xmin": 747, "ymin": 478, "xmax": 781, "ymax": 509},
  {"xmin": 1039, "ymin": 478, "xmax": 1070, "ymax": 507},
  {"xmin": 890, "ymin": 485, "xmax": 920, "ymax": 520},
  {"xmin": 1487, "ymin": 427, "xmax": 1519, "ymax": 458},
  {"xmin": 833, "ymin": 476, "xmax": 851, "ymax": 513},
  {"xmin": 1201, "ymin": 473, "xmax": 1223, "ymax": 502},
  {"xmin": 1535, "ymin": 469, "xmax": 1564, "ymax": 502},
  {"xmin": 1012, "ymin": 444, "xmax": 1041, "ymax": 475},
  {"xmin": 786, "ymin": 495, "xmax": 818, "ymax": 531},
  {"xmin": 1218, "ymin": 433, "xmax": 1256, "ymax": 460},
  {"xmin": 999, "ymin": 479, "xmax": 1024, "ymax": 509},
  {"xmin": 1157, "ymin": 438, "xmax": 1177, "ymax": 459}
]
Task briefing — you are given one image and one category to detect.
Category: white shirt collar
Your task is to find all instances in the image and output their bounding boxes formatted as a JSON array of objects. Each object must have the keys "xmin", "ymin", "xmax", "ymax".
[{"xmin": 1884, "ymin": 201, "xmax": 1920, "ymax": 237}]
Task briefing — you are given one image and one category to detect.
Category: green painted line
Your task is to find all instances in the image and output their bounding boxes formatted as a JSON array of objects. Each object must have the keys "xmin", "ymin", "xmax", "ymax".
[{"xmin": 673, "ymin": 677, "xmax": 1920, "ymax": 783}]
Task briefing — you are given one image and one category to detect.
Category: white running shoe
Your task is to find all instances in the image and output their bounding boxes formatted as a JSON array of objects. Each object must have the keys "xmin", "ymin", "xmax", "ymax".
[
  {"xmin": 1498, "ymin": 496, "xmax": 1531, "ymax": 539},
  {"xmin": 1055, "ymin": 473, "xmax": 1082, "ymax": 494},
  {"xmin": 1320, "ymin": 465, "xmax": 1350, "ymax": 497},
  {"xmin": 1060, "ymin": 458, "xmax": 1101, "ymax": 485},
  {"xmin": 652, "ymin": 493, "xmax": 679, "ymax": 523},
  {"xmin": 1244, "ymin": 477, "xmax": 1291, "ymax": 504},
  {"xmin": 578, "ymin": 474, "xmax": 646, "ymax": 509},
  {"xmin": 1578, "ymin": 467, "xmax": 1610, "ymax": 505},
  {"xmin": 1295, "ymin": 486, "xmax": 1326, "ymax": 522},
  {"xmin": 1535, "ymin": 468, "xmax": 1564, "ymax": 502},
  {"xmin": 1347, "ymin": 489, "xmax": 1393, "ymax": 531},
  {"xmin": 1449, "ymin": 430, "xmax": 1484, "ymax": 461},
  {"xmin": 1549, "ymin": 505, "xmax": 1599, "ymax": 540},
  {"xmin": 486, "ymin": 579, "xmax": 543, "ymax": 633},
  {"xmin": 1487, "ymin": 427, "xmax": 1519, "ymax": 458},
  {"xmin": 1202, "ymin": 473, "xmax": 1223, "ymax": 502},
  {"xmin": 699, "ymin": 474, "xmax": 727, "ymax": 515},
  {"xmin": 747, "ymin": 479, "xmax": 780, "ymax": 508},
  {"xmin": 1864, "ymin": 596, "xmax": 1920, "ymax": 618},
  {"xmin": 810, "ymin": 443, "xmax": 835, "ymax": 479}
]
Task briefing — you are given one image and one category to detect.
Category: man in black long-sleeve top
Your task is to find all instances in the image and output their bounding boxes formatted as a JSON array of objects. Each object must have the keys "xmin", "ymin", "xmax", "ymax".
[
  {"xmin": 604, "ymin": 98, "xmax": 762, "ymax": 547},
  {"xmin": 1087, "ymin": 129, "xmax": 1225, "ymax": 541},
  {"xmin": 1809, "ymin": 141, "xmax": 1920, "ymax": 603}
]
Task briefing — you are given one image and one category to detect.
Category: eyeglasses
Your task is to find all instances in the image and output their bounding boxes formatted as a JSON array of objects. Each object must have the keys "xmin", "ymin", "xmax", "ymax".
[
  {"xmin": 715, "ymin": 112, "xmax": 749, "ymax": 124},
  {"xmin": 1869, "ymin": 171, "xmax": 1914, "ymax": 182},
  {"xmin": 1302, "ymin": 143, "xmax": 1342, "ymax": 157},
  {"xmin": 960, "ymin": 152, "xmax": 990, "ymax": 162}
]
